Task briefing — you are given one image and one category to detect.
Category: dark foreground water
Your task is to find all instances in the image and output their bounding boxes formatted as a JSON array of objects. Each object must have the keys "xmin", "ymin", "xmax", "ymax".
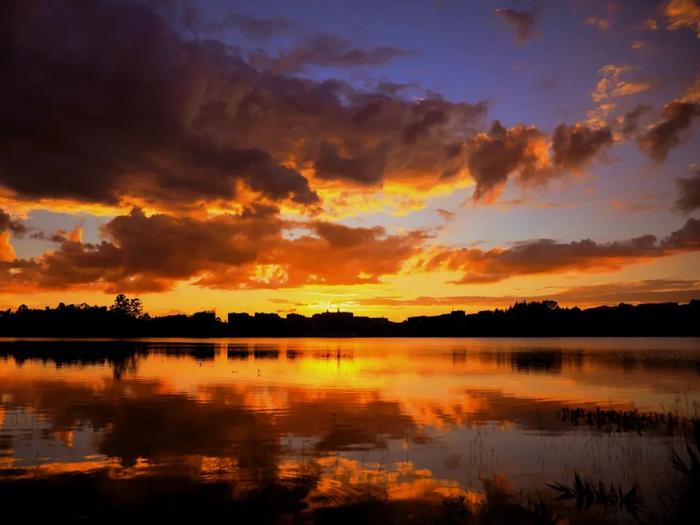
[{"xmin": 1, "ymin": 338, "xmax": 699, "ymax": 524}]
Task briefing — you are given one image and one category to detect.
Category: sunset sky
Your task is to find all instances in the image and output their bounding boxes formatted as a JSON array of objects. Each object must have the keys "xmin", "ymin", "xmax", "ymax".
[{"xmin": 1, "ymin": 0, "xmax": 700, "ymax": 319}]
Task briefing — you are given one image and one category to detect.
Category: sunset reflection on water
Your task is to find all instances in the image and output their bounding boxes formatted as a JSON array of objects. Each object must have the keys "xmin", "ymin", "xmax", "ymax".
[{"xmin": 1, "ymin": 338, "xmax": 699, "ymax": 521}]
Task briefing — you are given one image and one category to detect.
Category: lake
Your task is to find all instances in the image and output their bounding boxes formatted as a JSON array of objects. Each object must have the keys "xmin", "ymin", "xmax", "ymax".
[{"xmin": 1, "ymin": 337, "xmax": 699, "ymax": 524}]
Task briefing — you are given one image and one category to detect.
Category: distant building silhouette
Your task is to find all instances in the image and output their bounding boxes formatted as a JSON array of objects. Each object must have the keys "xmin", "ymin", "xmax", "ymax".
[{"xmin": 1, "ymin": 297, "xmax": 699, "ymax": 337}]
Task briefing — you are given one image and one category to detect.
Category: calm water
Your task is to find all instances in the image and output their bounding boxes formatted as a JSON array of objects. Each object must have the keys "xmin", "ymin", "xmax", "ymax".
[{"xmin": 1, "ymin": 337, "xmax": 699, "ymax": 521}]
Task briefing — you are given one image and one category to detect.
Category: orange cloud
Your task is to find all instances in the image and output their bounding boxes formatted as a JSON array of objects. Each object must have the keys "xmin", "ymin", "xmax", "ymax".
[
  {"xmin": 0, "ymin": 231, "xmax": 15, "ymax": 262},
  {"xmin": 592, "ymin": 64, "xmax": 650, "ymax": 103},
  {"xmin": 664, "ymin": 0, "xmax": 700, "ymax": 37},
  {"xmin": 416, "ymin": 218, "xmax": 700, "ymax": 283},
  {"xmin": 1, "ymin": 207, "xmax": 426, "ymax": 293},
  {"xmin": 466, "ymin": 121, "xmax": 611, "ymax": 203},
  {"xmin": 0, "ymin": 209, "xmax": 25, "ymax": 262},
  {"xmin": 466, "ymin": 121, "xmax": 550, "ymax": 202}
]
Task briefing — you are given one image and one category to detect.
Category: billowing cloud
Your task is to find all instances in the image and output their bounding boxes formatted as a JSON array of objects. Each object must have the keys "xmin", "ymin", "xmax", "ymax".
[
  {"xmin": 0, "ymin": 0, "xmax": 487, "ymax": 212},
  {"xmin": 664, "ymin": 0, "xmax": 700, "ymax": 37},
  {"xmin": 467, "ymin": 121, "xmax": 550, "ymax": 202},
  {"xmin": 676, "ymin": 169, "xmax": 700, "ymax": 213},
  {"xmin": 495, "ymin": 8, "xmax": 537, "ymax": 43},
  {"xmin": 637, "ymin": 73, "xmax": 700, "ymax": 162},
  {"xmin": 0, "ymin": 0, "xmax": 318, "ymax": 208},
  {"xmin": 314, "ymin": 142, "xmax": 387, "ymax": 185},
  {"xmin": 243, "ymin": 82, "xmax": 486, "ymax": 189},
  {"xmin": 467, "ymin": 121, "xmax": 612, "ymax": 202},
  {"xmin": 1, "ymin": 208, "xmax": 425, "ymax": 292},
  {"xmin": 0, "ymin": 209, "xmax": 25, "ymax": 262},
  {"xmin": 0, "ymin": 209, "xmax": 26, "ymax": 237},
  {"xmin": 417, "ymin": 218, "xmax": 700, "ymax": 283},
  {"xmin": 638, "ymin": 100, "xmax": 700, "ymax": 161},
  {"xmin": 551, "ymin": 123, "xmax": 613, "ymax": 170}
]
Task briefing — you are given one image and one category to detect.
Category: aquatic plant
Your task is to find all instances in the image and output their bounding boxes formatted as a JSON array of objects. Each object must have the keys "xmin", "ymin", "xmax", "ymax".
[
  {"xmin": 558, "ymin": 406, "xmax": 692, "ymax": 435},
  {"xmin": 547, "ymin": 473, "xmax": 642, "ymax": 518}
]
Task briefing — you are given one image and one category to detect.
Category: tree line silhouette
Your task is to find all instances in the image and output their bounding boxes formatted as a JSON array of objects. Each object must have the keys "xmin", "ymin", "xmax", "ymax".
[{"xmin": 1, "ymin": 295, "xmax": 699, "ymax": 337}]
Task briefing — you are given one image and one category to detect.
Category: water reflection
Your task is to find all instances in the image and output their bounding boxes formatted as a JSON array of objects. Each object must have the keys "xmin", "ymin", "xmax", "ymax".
[{"xmin": 1, "ymin": 338, "xmax": 699, "ymax": 523}]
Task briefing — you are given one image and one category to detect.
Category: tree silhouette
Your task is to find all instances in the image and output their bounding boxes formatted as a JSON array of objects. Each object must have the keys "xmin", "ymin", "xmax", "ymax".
[{"xmin": 109, "ymin": 294, "xmax": 143, "ymax": 318}]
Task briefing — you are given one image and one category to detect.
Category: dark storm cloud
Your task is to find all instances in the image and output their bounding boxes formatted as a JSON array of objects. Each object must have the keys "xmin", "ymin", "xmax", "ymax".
[
  {"xmin": 551, "ymin": 123, "xmax": 613, "ymax": 170},
  {"xmin": 1, "ymin": 208, "xmax": 425, "ymax": 292},
  {"xmin": 619, "ymin": 104, "xmax": 651, "ymax": 137},
  {"xmin": 0, "ymin": 0, "xmax": 318, "ymax": 207},
  {"xmin": 0, "ymin": 0, "xmax": 489, "ymax": 209},
  {"xmin": 419, "ymin": 218, "xmax": 700, "ymax": 283},
  {"xmin": 249, "ymin": 32, "xmax": 416, "ymax": 73},
  {"xmin": 676, "ymin": 170, "xmax": 700, "ymax": 213},
  {"xmin": 638, "ymin": 101, "xmax": 700, "ymax": 162},
  {"xmin": 495, "ymin": 8, "xmax": 537, "ymax": 43}
]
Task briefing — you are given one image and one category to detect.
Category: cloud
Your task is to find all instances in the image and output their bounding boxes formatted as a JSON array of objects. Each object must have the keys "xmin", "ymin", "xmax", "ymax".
[
  {"xmin": 610, "ymin": 81, "xmax": 651, "ymax": 98},
  {"xmin": 495, "ymin": 8, "xmax": 537, "ymax": 43},
  {"xmin": 417, "ymin": 218, "xmax": 700, "ymax": 283},
  {"xmin": 638, "ymin": 100, "xmax": 700, "ymax": 161},
  {"xmin": 584, "ymin": 16, "xmax": 612, "ymax": 30},
  {"xmin": 553, "ymin": 279, "xmax": 700, "ymax": 304},
  {"xmin": 0, "ymin": 0, "xmax": 320, "ymax": 209},
  {"xmin": 637, "ymin": 77, "xmax": 700, "ymax": 162},
  {"xmin": 551, "ymin": 123, "xmax": 613, "ymax": 170},
  {"xmin": 249, "ymin": 32, "xmax": 416, "ymax": 73},
  {"xmin": 358, "ymin": 279, "xmax": 700, "ymax": 308},
  {"xmin": 0, "ymin": 231, "xmax": 15, "ymax": 262},
  {"xmin": 664, "ymin": 0, "xmax": 700, "ymax": 37},
  {"xmin": 617, "ymin": 105, "xmax": 651, "ymax": 137},
  {"xmin": 0, "ymin": 209, "xmax": 25, "ymax": 262},
  {"xmin": 0, "ymin": 209, "xmax": 26, "ymax": 237},
  {"xmin": 467, "ymin": 121, "xmax": 550, "ymax": 202},
  {"xmin": 0, "ymin": 0, "xmax": 487, "ymax": 212},
  {"xmin": 642, "ymin": 18, "xmax": 659, "ymax": 31},
  {"xmin": 314, "ymin": 142, "xmax": 387, "ymax": 185},
  {"xmin": 466, "ymin": 120, "xmax": 612, "ymax": 203},
  {"xmin": 283, "ymin": 91, "xmax": 486, "ymax": 188},
  {"xmin": 676, "ymin": 169, "xmax": 700, "ymax": 213},
  {"xmin": 1, "ymin": 208, "xmax": 426, "ymax": 292},
  {"xmin": 592, "ymin": 65, "xmax": 650, "ymax": 103}
]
